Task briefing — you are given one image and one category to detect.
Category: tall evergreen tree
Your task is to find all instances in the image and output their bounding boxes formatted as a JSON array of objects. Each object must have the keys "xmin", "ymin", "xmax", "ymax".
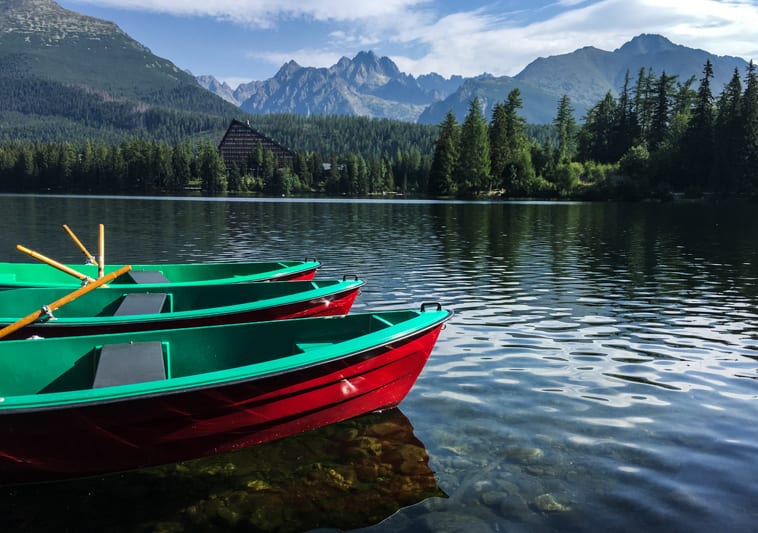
[
  {"xmin": 649, "ymin": 71, "xmax": 678, "ymax": 151},
  {"xmin": 615, "ymin": 70, "xmax": 640, "ymax": 156},
  {"xmin": 714, "ymin": 68, "xmax": 742, "ymax": 193},
  {"xmin": 681, "ymin": 60, "xmax": 715, "ymax": 189},
  {"xmin": 198, "ymin": 142, "xmax": 227, "ymax": 194},
  {"xmin": 634, "ymin": 67, "xmax": 657, "ymax": 144},
  {"xmin": 491, "ymin": 89, "xmax": 535, "ymax": 194},
  {"xmin": 578, "ymin": 91, "xmax": 617, "ymax": 163},
  {"xmin": 741, "ymin": 60, "xmax": 758, "ymax": 193},
  {"xmin": 489, "ymin": 101, "xmax": 509, "ymax": 183},
  {"xmin": 428, "ymin": 110, "xmax": 460, "ymax": 196},
  {"xmin": 553, "ymin": 95, "xmax": 577, "ymax": 163},
  {"xmin": 456, "ymin": 97, "xmax": 491, "ymax": 193}
]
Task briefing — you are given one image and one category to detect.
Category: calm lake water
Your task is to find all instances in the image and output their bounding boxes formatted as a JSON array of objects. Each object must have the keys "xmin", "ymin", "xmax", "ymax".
[{"xmin": 1, "ymin": 194, "xmax": 757, "ymax": 533}]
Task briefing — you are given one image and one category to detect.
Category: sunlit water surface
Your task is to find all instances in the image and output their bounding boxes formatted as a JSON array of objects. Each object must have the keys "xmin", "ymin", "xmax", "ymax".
[{"xmin": 1, "ymin": 195, "xmax": 757, "ymax": 532}]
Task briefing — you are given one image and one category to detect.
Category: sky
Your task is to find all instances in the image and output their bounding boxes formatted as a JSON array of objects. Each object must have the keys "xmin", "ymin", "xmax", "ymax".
[{"xmin": 57, "ymin": 0, "xmax": 758, "ymax": 88}]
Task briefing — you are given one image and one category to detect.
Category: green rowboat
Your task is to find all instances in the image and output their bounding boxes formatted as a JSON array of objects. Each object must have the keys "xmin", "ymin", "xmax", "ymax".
[
  {"xmin": 0, "ymin": 259, "xmax": 321, "ymax": 289},
  {"xmin": 0, "ymin": 305, "xmax": 452, "ymax": 484},
  {"xmin": 0, "ymin": 278, "xmax": 363, "ymax": 340}
]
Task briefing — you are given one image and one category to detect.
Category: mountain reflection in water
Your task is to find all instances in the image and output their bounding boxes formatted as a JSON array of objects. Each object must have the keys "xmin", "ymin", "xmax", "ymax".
[{"xmin": 3, "ymin": 408, "xmax": 444, "ymax": 532}]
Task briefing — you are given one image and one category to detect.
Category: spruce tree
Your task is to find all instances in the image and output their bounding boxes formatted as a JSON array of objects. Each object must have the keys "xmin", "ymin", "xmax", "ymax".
[
  {"xmin": 742, "ymin": 60, "xmax": 758, "ymax": 193},
  {"xmin": 682, "ymin": 60, "xmax": 715, "ymax": 189},
  {"xmin": 456, "ymin": 98, "xmax": 491, "ymax": 194},
  {"xmin": 553, "ymin": 95, "xmax": 577, "ymax": 163},
  {"xmin": 428, "ymin": 110, "xmax": 460, "ymax": 196},
  {"xmin": 714, "ymin": 68, "xmax": 742, "ymax": 193}
]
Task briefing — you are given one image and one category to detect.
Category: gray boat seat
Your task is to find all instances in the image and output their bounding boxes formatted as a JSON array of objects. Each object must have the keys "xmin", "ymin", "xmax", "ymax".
[
  {"xmin": 128, "ymin": 270, "xmax": 170, "ymax": 284},
  {"xmin": 93, "ymin": 341, "xmax": 166, "ymax": 388},
  {"xmin": 113, "ymin": 293, "xmax": 167, "ymax": 316}
]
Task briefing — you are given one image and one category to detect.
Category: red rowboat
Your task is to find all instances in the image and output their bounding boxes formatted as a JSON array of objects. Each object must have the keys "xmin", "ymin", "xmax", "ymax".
[
  {"xmin": 0, "ymin": 305, "xmax": 451, "ymax": 484},
  {"xmin": 0, "ymin": 278, "xmax": 363, "ymax": 340}
]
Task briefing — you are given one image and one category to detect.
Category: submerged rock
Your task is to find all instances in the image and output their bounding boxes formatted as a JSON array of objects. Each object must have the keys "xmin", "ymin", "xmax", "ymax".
[{"xmin": 533, "ymin": 493, "xmax": 571, "ymax": 513}]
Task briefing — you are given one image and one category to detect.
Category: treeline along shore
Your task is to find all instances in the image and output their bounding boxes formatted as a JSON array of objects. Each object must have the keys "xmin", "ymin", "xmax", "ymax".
[{"xmin": 1, "ymin": 60, "xmax": 756, "ymax": 200}]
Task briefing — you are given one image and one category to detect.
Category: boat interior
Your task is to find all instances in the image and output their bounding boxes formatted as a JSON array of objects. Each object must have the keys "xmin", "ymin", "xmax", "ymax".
[{"xmin": 0, "ymin": 311, "xmax": 418, "ymax": 398}]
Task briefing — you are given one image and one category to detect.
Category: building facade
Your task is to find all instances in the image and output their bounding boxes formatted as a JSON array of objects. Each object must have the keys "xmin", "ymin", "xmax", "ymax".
[{"xmin": 217, "ymin": 119, "xmax": 295, "ymax": 169}]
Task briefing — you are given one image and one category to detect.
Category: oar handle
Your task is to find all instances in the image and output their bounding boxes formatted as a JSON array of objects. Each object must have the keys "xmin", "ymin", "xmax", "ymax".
[
  {"xmin": 98, "ymin": 224, "xmax": 105, "ymax": 279},
  {"xmin": 62, "ymin": 224, "xmax": 95, "ymax": 264},
  {"xmin": 16, "ymin": 244, "xmax": 95, "ymax": 283},
  {"xmin": 0, "ymin": 265, "xmax": 132, "ymax": 340}
]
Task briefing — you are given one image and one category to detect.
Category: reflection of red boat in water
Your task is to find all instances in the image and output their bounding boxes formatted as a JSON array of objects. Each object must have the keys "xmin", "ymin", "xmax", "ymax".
[{"xmin": 2, "ymin": 409, "xmax": 446, "ymax": 532}]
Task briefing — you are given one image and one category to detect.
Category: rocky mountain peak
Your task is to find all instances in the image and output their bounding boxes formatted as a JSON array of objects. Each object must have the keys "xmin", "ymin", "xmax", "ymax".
[
  {"xmin": 617, "ymin": 33, "xmax": 677, "ymax": 56},
  {"xmin": 0, "ymin": 0, "xmax": 130, "ymax": 43}
]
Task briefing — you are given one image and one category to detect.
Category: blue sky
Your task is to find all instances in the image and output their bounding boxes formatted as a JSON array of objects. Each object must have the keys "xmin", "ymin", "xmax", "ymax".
[{"xmin": 58, "ymin": 0, "xmax": 758, "ymax": 88}]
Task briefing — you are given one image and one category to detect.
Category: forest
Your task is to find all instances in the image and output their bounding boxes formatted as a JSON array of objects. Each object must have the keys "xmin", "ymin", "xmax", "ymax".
[
  {"xmin": 0, "ymin": 59, "xmax": 756, "ymax": 199},
  {"xmin": 427, "ymin": 59, "xmax": 758, "ymax": 199}
]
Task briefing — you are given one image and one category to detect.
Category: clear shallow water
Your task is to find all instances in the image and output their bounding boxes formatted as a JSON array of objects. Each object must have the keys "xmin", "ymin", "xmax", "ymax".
[{"xmin": 1, "ymin": 195, "xmax": 757, "ymax": 532}]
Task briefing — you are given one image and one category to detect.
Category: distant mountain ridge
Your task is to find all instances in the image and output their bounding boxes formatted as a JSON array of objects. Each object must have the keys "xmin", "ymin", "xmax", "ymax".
[
  {"xmin": 197, "ymin": 51, "xmax": 464, "ymax": 123},
  {"xmin": 0, "ymin": 0, "xmax": 239, "ymax": 142},
  {"xmin": 421, "ymin": 34, "xmax": 749, "ymax": 124},
  {"xmin": 200, "ymin": 34, "xmax": 750, "ymax": 125}
]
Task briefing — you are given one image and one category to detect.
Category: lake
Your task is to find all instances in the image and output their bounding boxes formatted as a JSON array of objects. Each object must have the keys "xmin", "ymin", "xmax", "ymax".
[{"xmin": 1, "ymin": 194, "xmax": 757, "ymax": 532}]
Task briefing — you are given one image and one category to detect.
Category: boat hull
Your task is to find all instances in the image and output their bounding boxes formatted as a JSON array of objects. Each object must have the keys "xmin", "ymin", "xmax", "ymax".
[
  {"xmin": 0, "ymin": 323, "xmax": 444, "ymax": 484},
  {"xmin": 0, "ymin": 283, "xmax": 361, "ymax": 340}
]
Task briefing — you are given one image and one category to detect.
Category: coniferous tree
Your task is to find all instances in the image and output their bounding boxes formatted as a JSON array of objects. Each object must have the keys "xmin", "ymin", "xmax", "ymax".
[
  {"xmin": 634, "ymin": 67, "xmax": 657, "ymax": 144},
  {"xmin": 681, "ymin": 60, "xmax": 715, "ymax": 189},
  {"xmin": 198, "ymin": 142, "xmax": 227, "ymax": 194},
  {"xmin": 456, "ymin": 97, "xmax": 491, "ymax": 193},
  {"xmin": 489, "ymin": 102, "xmax": 509, "ymax": 183},
  {"xmin": 649, "ymin": 71, "xmax": 678, "ymax": 151},
  {"xmin": 741, "ymin": 60, "xmax": 758, "ymax": 193},
  {"xmin": 553, "ymin": 95, "xmax": 577, "ymax": 163},
  {"xmin": 615, "ymin": 70, "xmax": 640, "ymax": 157},
  {"xmin": 171, "ymin": 142, "xmax": 192, "ymax": 191},
  {"xmin": 492, "ymin": 89, "xmax": 535, "ymax": 195},
  {"xmin": 714, "ymin": 68, "xmax": 742, "ymax": 193},
  {"xmin": 578, "ymin": 91, "xmax": 617, "ymax": 163},
  {"xmin": 428, "ymin": 110, "xmax": 460, "ymax": 196}
]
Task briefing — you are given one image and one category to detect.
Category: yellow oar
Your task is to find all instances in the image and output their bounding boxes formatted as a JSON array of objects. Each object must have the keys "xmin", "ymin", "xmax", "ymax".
[
  {"xmin": 98, "ymin": 223, "xmax": 105, "ymax": 279},
  {"xmin": 0, "ymin": 264, "xmax": 132, "ymax": 340},
  {"xmin": 62, "ymin": 224, "xmax": 96, "ymax": 265},
  {"xmin": 16, "ymin": 244, "xmax": 95, "ymax": 284}
]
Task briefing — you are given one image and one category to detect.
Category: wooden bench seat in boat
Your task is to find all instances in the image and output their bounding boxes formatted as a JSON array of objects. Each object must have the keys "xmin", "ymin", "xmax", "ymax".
[
  {"xmin": 113, "ymin": 293, "xmax": 168, "ymax": 316},
  {"xmin": 128, "ymin": 270, "xmax": 170, "ymax": 284},
  {"xmin": 93, "ymin": 341, "xmax": 167, "ymax": 388}
]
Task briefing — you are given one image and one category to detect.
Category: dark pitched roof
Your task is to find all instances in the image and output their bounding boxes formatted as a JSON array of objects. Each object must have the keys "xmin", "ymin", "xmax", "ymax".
[{"xmin": 218, "ymin": 119, "xmax": 295, "ymax": 168}]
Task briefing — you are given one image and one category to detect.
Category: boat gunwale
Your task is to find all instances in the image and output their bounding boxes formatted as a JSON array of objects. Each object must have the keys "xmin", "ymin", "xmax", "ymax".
[
  {"xmin": 0, "ymin": 260, "xmax": 322, "ymax": 288},
  {"xmin": 0, "ymin": 279, "xmax": 363, "ymax": 326}
]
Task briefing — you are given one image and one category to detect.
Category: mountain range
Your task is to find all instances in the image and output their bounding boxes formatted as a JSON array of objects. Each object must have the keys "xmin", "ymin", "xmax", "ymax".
[
  {"xmin": 199, "ymin": 34, "xmax": 749, "ymax": 125},
  {"xmin": 0, "ymin": 0, "xmax": 752, "ymax": 145},
  {"xmin": 0, "ymin": 0, "xmax": 239, "ymax": 142}
]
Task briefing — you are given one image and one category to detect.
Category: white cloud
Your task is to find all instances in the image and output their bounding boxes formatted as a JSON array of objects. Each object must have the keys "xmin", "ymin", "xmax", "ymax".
[
  {"xmin": 396, "ymin": 0, "xmax": 758, "ymax": 77},
  {"xmin": 66, "ymin": 0, "xmax": 431, "ymax": 27},
  {"xmin": 66, "ymin": 0, "xmax": 758, "ymax": 78}
]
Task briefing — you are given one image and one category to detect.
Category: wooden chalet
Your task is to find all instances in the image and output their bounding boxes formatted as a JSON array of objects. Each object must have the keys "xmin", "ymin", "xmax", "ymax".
[{"xmin": 218, "ymin": 119, "xmax": 295, "ymax": 169}]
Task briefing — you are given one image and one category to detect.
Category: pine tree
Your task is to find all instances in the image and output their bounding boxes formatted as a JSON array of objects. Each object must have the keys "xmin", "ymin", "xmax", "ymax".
[
  {"xmin": 553, "ymin": 95, "xmax": 577, "ymax": 164},
  {"xmin": 578, "ymin": 91, "xmax": 617, "ymax": 163},
  {"xmin": 199, "ymin": 142, "xmax": 227, "ymax": 194},
  {"xmin": 681, "ymin": 60, "xmax": 715, "ymax": 189},
  {"xmin": 649, "ymin": 71, "xmax": 678, "ymax": 151},
  {"xmin": 714, "ymin": 68, "xmax": 742, "ymax": 193},
  {"xmin": 456, "ymin": 97, "xmax": 491, "ymax": 193},
  {"xmin": 615, "ymin": 70, "xmax": 640, "ymax": 156},
  {"xmin": 742, "ymin": 60, "xmax": 758, "ymax": 193},
  {"xmin": 428, "ymin": 111, "xmax": 460, "ymax": 196}
]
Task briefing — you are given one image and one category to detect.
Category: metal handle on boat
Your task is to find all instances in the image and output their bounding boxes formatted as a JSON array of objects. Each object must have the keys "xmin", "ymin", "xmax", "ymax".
[
  {"xmin": 420, "ymin": 302, "xmax": 442, "ymax": 312},
  {"xmin": 304, "ymin": 257, "xmax": 318, "ymax": 262},
  {"xmin": 342, "ymin": 274, "xmax": 359, "ymax": 281}
]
